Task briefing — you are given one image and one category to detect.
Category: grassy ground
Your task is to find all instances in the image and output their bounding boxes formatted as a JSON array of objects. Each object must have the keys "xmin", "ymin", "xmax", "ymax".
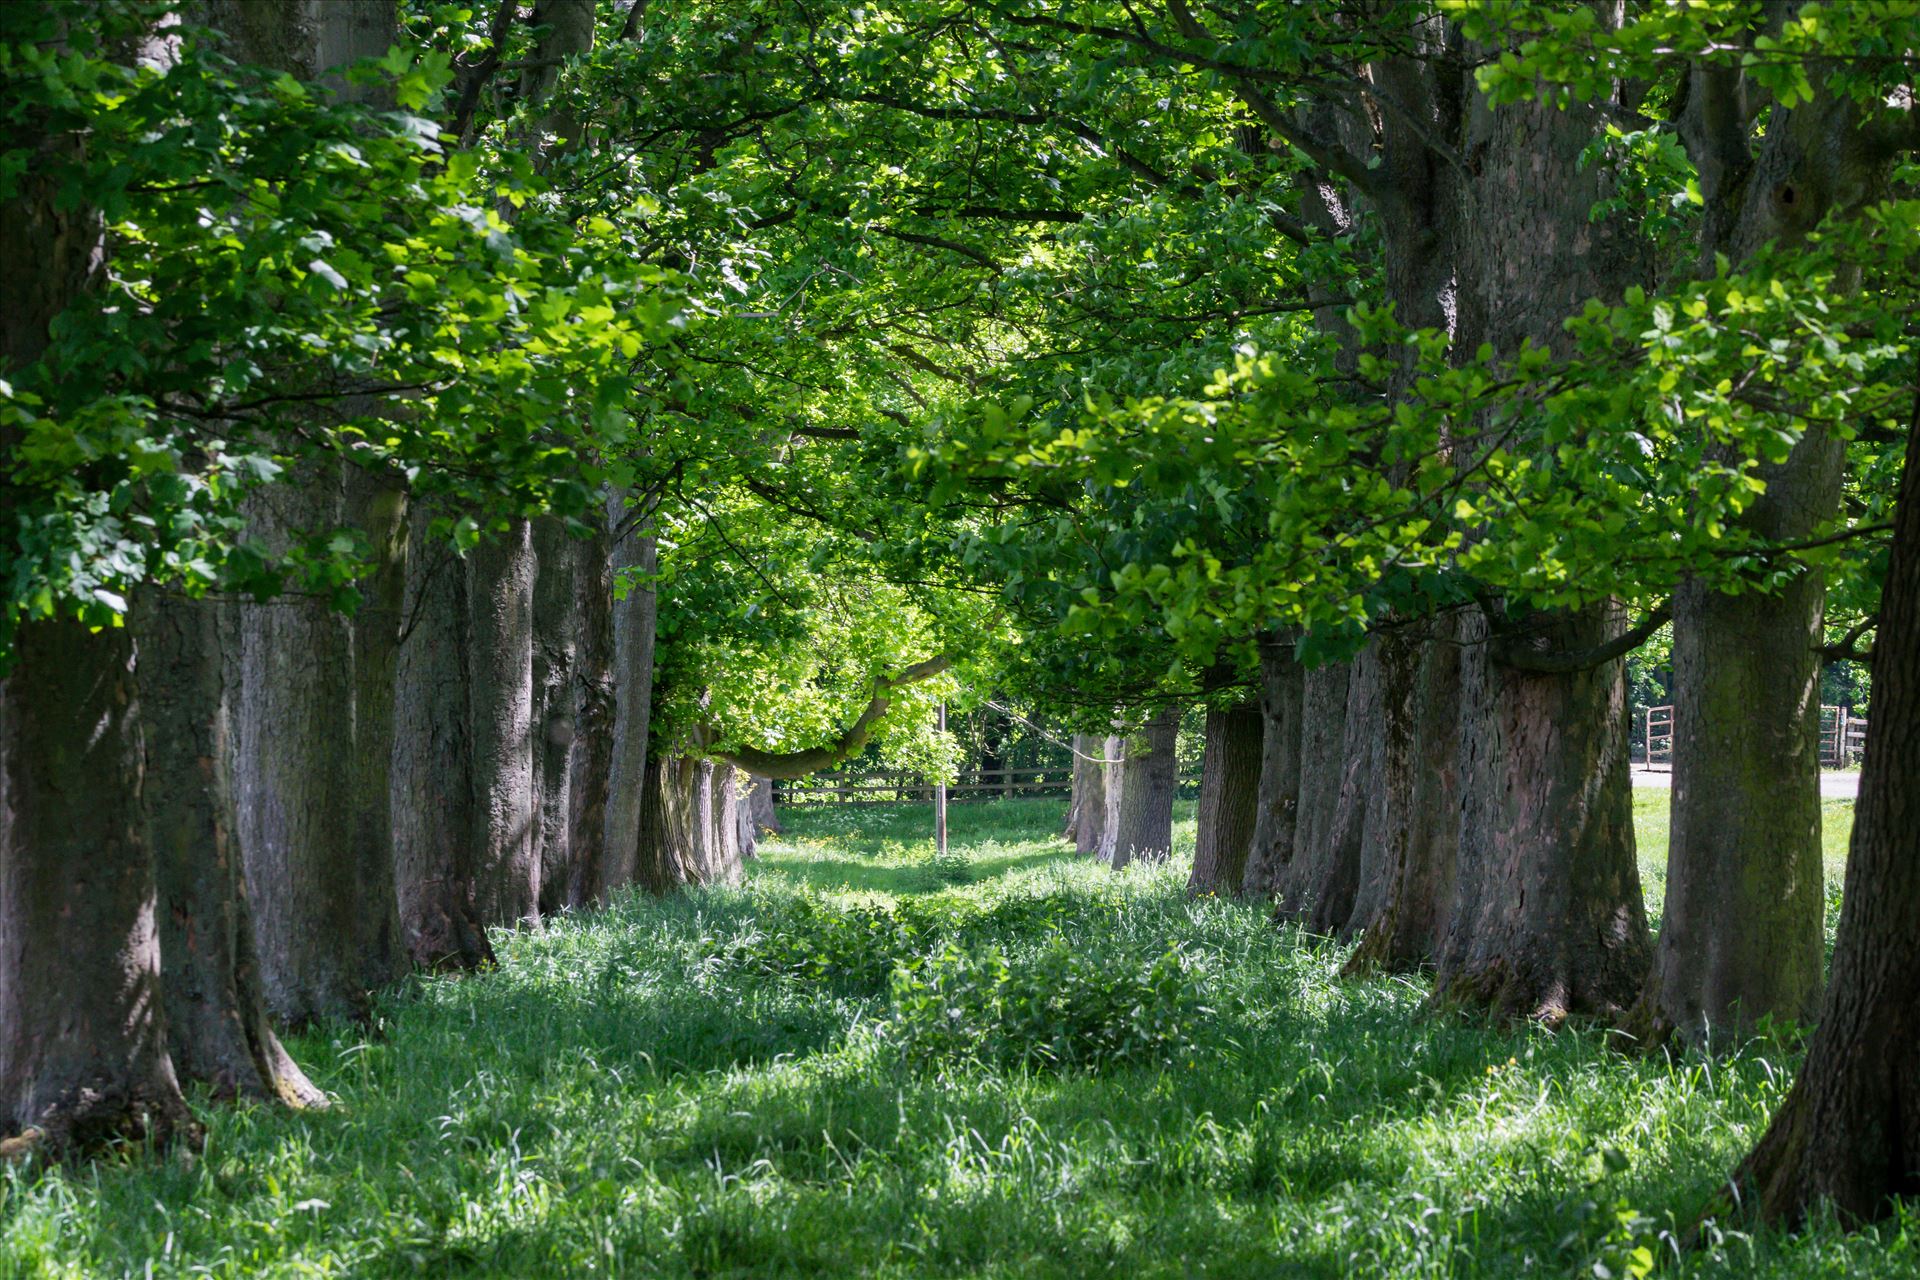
[{"xmin": 5, "ymin": 794, "xmax": 1915, "ymax": 1279}]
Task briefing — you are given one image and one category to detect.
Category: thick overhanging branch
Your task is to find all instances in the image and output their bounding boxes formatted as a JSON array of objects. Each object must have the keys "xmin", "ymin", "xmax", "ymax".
[
  {"xmin": 701, "ymin": 656, "xmax": 952, "ymax": 779},
  {"xmin": 1819, "ymin": 614, "xmax": 1878, "ymax": 666},
  {"xmin": 1492, "ymin": 599, "xmax": 1673, "ymax": 675},
  {"xmin": 1163, "ymin": 0, "xmax": 1385, "ymax": 198}
]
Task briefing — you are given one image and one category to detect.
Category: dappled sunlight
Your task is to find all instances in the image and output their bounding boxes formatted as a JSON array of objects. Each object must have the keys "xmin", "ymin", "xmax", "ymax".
[{"xmin": 6, "ymin": 797, "xmax": 1906, "ymax": 1279}]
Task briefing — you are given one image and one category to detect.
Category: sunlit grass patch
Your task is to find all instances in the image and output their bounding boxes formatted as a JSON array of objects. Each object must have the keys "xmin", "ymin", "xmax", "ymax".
[{"xmin": 2, "ymin": 793, "xmax": 1906, "ymax": 1279}]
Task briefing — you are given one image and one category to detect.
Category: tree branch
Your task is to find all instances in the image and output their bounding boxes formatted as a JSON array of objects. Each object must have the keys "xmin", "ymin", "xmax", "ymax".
[
  {"xmin": 1163, "ymin": 0, "xmax": 1384, "ymax": 196},
  {"xmin": 1818, "ymin": 614, "xmax": 1878, "ymax": 665},
  {"xmin": 703, "ymin": 656, "xmax": 953, "ymax": 779},
  {"xmin": 1493, "ymin": 599, "xmax": 1672, "ymax": 674}
]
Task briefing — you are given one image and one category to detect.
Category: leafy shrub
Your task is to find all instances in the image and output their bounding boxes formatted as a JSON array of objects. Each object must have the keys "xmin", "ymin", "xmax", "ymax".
[
  {"xmin": 886, "ymin": 938, "xmax": 1213, "ymax": 1072},
  {"xmin": 717, "ymin": 892, "xmax": 921, "ymax": 992},
  {"xmin": 713, "ymin": 886, "xmax": 1106, "ymax": 994}
]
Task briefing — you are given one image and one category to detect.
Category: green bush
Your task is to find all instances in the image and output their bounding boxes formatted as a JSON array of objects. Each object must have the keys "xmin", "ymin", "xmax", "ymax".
[
  {"xmin": 713, "ymin": 886, "xmax": 1109, "ymax": 994},
  {"xmin": 717, "ymin": 892, "xmax": 922, "ymax": 992},
  {"xmin": 886, "ymin": 937, "xmax": 1214, "ymax": 1072}
]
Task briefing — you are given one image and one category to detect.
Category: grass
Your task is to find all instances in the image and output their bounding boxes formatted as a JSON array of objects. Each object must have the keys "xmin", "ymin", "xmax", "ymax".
[{"xmin": 5, "ymin": 794, "xmax": 1915, "ymax": 1279}]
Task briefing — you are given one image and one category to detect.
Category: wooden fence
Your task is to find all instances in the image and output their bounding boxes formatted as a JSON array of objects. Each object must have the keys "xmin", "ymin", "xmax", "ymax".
[
  {"xmin": 778, "ymin": 764, "xmax": 1074, "ymax": 806},
  {"xmin": 777, "ymin": 763, "xmax": 1206, "ymax": 806},
  {"xmin": 1636, "ymin": 703, "xmax": 1866, "ymax": 770}
]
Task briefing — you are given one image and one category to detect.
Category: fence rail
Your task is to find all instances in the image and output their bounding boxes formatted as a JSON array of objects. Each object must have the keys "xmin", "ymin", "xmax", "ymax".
[
  {"xmin": 778, "ymin": 765, "xmax": 1073, "ymax": 805},
  {"xmin": 776, "ymin": 763, "xmax": 1202, "ymax": 805},
  {"xmin": 1637, "ymin": 703, "xmax": 1866, "ymax": 770}
]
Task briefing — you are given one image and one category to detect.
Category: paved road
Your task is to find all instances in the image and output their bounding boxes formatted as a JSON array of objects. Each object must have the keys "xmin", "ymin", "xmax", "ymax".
[{"xmin": 1630, "ymin": 766, "xmax": 1860, "ymax": 799}]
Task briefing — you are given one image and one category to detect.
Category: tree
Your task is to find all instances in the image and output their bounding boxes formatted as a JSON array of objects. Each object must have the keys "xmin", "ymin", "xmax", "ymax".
[
  {"xmin": 0, "ymin": 3, "xmax": 194, "ymax": 1155},
  {"xmin": 1737, "ymin": 385, "xmax": 1920, "ymax": 1225}
]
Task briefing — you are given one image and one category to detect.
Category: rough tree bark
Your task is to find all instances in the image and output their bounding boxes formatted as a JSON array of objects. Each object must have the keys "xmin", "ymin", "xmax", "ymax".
[
  {"xmin": 1430, "ymin": 66, "xmax": 1654, "ymax": 1020},
  {"xmin": 1093, "ymin": 732, "xmax": 1125, "ymax": 863},
  {"xmin": 1066, "ymin": 734, "xmax": 1109, "ymax": 856},
  {"xmin": 1277, "ymin": 648, "xmax": 1372, "ymax": 934},
  {"xmin": 749, "ymin": 771, "xmax": 780, "ymax": 835},
  {"xmin": 603, "ymin": 496, "xmax": 660, "ymax": 898},
  {"xmin": 1434, "ymin": 605, "xmax": 1649, "ymax": 1021},
  {"xmin": 532, "ymin": 518, "xmax": 580, "ymax": 917},
  {"xmin": 567, "ymin": 522, "xmax": 616, "ymax": 906},
  {"xmin": 1109, "ymin": 707, "xmax": 1180, "ymax": 868},
  {"xmin": 634, "ymin": 757, "xmax": 699, "ymax": 893},
  {"xmin": 689, "ymin": 760, "xmax": 717, "ymax": 881},
  {"xmin": 1187, "ymin": 703, "xmax": 1263, "ymax": 895},
  {"xmin": 0, "ymin": 619, "xmax": 194, "ymax": 1156},
  {"xmin": 133, "ymin": 592, "xmax": 323, "ymax": 1107},
  {"xmin": 1734, "ymin": 389, "xmax": 1920, "ymax": 1226},
  {"xmin": 1650, "ymin": 74, "xmax": 1895, "ymax": 1044},
  {"xmin": 709, "ymin": 762, "xmax": 743, "ymax": 882},
  {"xmin": 1346, "ymin": 617, "xmax": 1463, "ymax": 972},
  {"xmin": 465, "ymin": 519, "xmax": 539, "ymax": 928},
  {"xmin": 1239, "ymin": 638, "xmax": 1306, "ymax": 898},
  {"xmin": 224, "ymin": 0, "xmax": 408, "ymax": 1028},
  {"xmin": 0, "ymin": 32, "xmax": 194, "ymax": 1152},
  {"xmin": 341, "ymin": 465, "xmax": 410, "ymax": 986},
  {"xmin": 234, "ymin": 474, "xmax": 404, "ymax": 1025},
  {"xmin": 734, "ymin": 774, "xmax": 760, "ymax": 860},
  {"xmin": 392, "ymin": 519, "xmax": 495, "ymax": 972}
]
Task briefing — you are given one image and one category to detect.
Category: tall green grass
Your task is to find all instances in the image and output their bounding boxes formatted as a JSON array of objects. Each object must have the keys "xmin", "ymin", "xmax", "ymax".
[{"xmin": 4, "ymin": 794, "xmax": 1912, "ymax": 1278}]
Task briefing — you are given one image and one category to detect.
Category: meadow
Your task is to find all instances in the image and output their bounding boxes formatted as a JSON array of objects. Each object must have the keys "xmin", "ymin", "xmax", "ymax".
[{"xmin": 2, "ymin": 793, "xmax": 1907, "ymax": 1280}]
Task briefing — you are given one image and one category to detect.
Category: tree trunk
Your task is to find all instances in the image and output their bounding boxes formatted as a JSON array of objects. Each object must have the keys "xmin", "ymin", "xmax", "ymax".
[
  {"xmin": 1188, "ymin": 704, "xmax": 1263, "ymax": 895},
  {"xmin": 1090, "ymin": 732, "xmax": 1125, "ymax": 862},
  {"xmin": 635, "ymin": 756, "xmax": 698, "ymax": 894},
  {"xmin": 340, "ymin": 466, "xmax": 409, "ymax": 989},
  {"xmin": 1431, "ymin": 77, "xmax": 1653, "ymax": 1020},
  {"xmin": 1734, "ymin": 396, "xmax": 1920, "ymax": 1226},
  {"xmin": 133, "ymin": 592, "xmax": 322, "ymax": 1108},
  {"xmin": 1063, "ymin": 732, "xmax": 1092, "ymax": 843},
  {"xmin": 466, "ymin": 518, "xmax": 539, "ymax": 928},
  {"xmin": 696, "ymin": 761, "xmax": 719, "ymax": 878},
  {"xmin": 236, "ymin": 475, "xmax": 401, "ymax": 1028},
  {"xmin": 1238, "ymin": 637, "xmax": 1305, "ymax": 899},
  {"xmin": 1654, "ymin": 65, "xmax": 1894, "ymax": 1049},
  {"xmin": 749, "ymin": 771, "xmax": 780, "ymax": 835},
  {"xmin": 220, "ymin": 0, "xmax": 406, "ymax": 1030},
  {"xmin": 709, "ymin": 762, "xmax": 743, "ymax": 883},
  {"xmin": 603, "ymin": 495, "xmax": 659, "ymax": 898},
  {"xmin": 1067, "ymin": 734, "xmax": 1108, "ymax": 856},
  {"xmin": 1432, "ymin": 605, "xmax": 1650, "ymax": 1022},
  {"xmin": 1345, "ymin": 616, "xmax": 1464, "ymax": 973},
  {"xmin": 1109, "ymin": 707, "xmax": 1179, "ymax": 868},
  {"xmin": 0, "ymin": 619, "xmax": 195, "ymax": 1156},
  {"xmin": 391, "ymin": 517, "xmax": 494, "ymax": 972},
  {"xmin": 567, "ymin": 523, "xmax": 616, "ymax": 906},
  {"xmin": 1644, "ymin": 529, "xmax": 1832, "ymax": 1042},
  {"xmin": 1277, "ymin": 649, "xmax": 1372, "ymax": 934},
  {"xmin": 0, "ymin": 64, "xmax": 194, "ymax": 1152},
  {"xmin": 532, "ymin": 518, "xmax": 580, "ymax": 917},
  {"xmin": 735, "ymin": 775, "xmax": 760, "ymax": 859}
]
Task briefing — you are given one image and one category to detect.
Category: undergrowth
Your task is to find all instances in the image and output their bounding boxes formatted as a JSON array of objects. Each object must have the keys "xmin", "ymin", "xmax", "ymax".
[{"xmin": 3, "ymin": 794, "xmax": 1910, "ymax": 1279}]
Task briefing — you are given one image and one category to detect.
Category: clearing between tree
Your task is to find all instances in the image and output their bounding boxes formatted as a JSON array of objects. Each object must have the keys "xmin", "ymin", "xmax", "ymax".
[{"xmin": 3, "ymin": 794, "xmax": 1900, "ymax": 1280}]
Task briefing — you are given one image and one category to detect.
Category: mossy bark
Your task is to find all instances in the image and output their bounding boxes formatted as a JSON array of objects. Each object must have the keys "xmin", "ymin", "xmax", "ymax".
[
  {"xmin": 1650, "ymin": 74, "xmax": 1891, "ymax": 1047},
  {"xmin": 1735, "ymin": 403, "xmax": 1920, "ymax": 1225}
]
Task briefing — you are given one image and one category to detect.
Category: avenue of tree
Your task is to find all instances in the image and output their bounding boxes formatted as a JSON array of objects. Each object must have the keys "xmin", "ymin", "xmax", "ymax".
[{"xmin": 2, "ymin": 0, "xmax": 1917, "ymax": 1233}]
